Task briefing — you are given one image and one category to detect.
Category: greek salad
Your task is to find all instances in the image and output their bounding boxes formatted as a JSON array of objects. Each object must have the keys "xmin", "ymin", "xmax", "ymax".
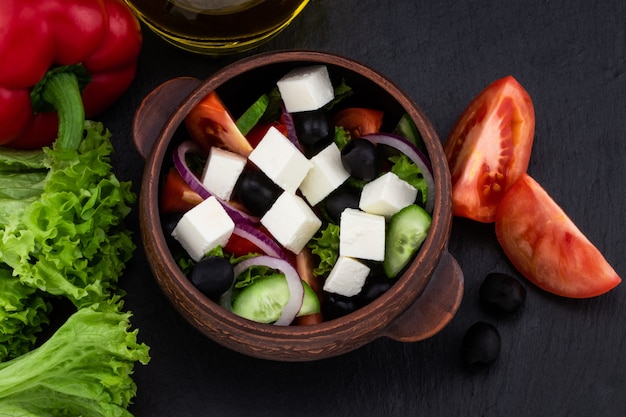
[{"xmin": 160, "ymin": 64, "xmax": 435, "ymax": 326}]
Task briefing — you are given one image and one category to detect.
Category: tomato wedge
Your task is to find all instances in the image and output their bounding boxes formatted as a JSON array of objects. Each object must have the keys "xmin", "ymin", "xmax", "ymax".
[
  {"xmin": 185, "ymin": 91, "xmax": 253, "ymax": 157},
  {"xmin": 333, "ymin": 107, "xmax": 383, "ymax": 138},
  {"xmin": 495, "ymin": 174, "xmax": 621, "ymax": 298},
  {"xmin": 246, "ymin": 121, "xmax": 288, "ymax": 148},
  {"xmin": 160, "ymin": 169, "xmax": 203, "ymax": 214},
  {"xmin": 444, "ymin": 76, "xmax": 535, "ymax": 223}
]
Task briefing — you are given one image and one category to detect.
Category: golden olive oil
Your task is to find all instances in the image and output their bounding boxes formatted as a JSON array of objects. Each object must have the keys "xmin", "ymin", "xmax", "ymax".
[{"xmin": 123, "ymin": 0, "xmax": 310, "ymax": 55}]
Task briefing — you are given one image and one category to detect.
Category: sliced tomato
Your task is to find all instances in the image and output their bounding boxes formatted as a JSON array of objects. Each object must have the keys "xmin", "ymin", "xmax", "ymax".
[
  {"xmin": 223, "ymin": 233, "xmax": 265, "ymax": 258},
  {"xmin": 246, "ymin": 121, "xmax": 287, "ymax": 148},
  {"xmin": 185, "ymin": 91, "xmax": 253, "ymax": 157},
  {"xmin": 160, "ymin": 169, "xmax": 203, "ymax": 214},
  {"xmin": 444, "ymin": 76, "xmax": 535, "ymax": 223},
  {"xmin": 495, "ymin": 174, "xmax": 621, "ymax": 298},
  {"xmin": 333, "ymin": 107, "xmax": 383, "ymax": 138}
]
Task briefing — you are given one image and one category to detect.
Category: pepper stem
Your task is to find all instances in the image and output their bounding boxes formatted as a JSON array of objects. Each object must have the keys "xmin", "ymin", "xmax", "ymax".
[{"xmin": 40, "ymin": 72, "xmax": 85, "ymax": 150}]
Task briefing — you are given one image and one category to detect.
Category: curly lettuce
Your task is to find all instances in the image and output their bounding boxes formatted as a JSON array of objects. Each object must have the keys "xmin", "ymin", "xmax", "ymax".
[
  {"xmin": 0, "ymin": 121, "xmax": 136, "ymax": 360},
  {"xmin": 308, "ymin": 223, "xmax": 340, "ymax": 278},
  {"xmin": 0, "ymin": 301, "xmax": 150, "ymax": 417}
]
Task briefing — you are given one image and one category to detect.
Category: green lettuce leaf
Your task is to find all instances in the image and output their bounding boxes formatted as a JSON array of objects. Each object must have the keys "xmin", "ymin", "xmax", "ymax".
[
  {"xmin": 308, "ymin": 223, "xmax": 340, "ymax": 278},
  {"xmin": 389, "ymin": 153, "xmax": 428, "ymax": 207},
  {"xmin": 0, "ymin": 121, "xmax": 136, "ymax": 309},
  {"xmin": 0, "ymin": 301, "xmax": 150, "ymax": 417}
]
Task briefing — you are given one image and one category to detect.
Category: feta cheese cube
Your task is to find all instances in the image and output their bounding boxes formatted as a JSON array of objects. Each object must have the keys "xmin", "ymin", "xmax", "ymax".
[
  {"xmin": 323, "ymin": 256, "xmax": 370, "ymax": 297},
  {"xmin": 359, "ymin": 172, "xmax": 418, "ymax": 218},
  {"xmin": 299, "ymin": 143, "xmax": 350, "ymax": 206},
  {"xmin": 339, "ymin": 208, "xmax": 385, "ymax": 261},
  {"xmin": 171, "ymin": 196, "xmax": 235, "ymax": 262},
  {"xmin": 261, "ymin": 192, "xmax": 322, "ymax": 253},
  {"xmin": 200, "ymin": 147, "xmax": 247, "ymax": 201},
  {"xmin": 276, "ymin": 65, "xmax": 334, "ymax": 113},
  {"xmin": 248, "ymin": 126, "xmax": 312, "ymax": 193}
]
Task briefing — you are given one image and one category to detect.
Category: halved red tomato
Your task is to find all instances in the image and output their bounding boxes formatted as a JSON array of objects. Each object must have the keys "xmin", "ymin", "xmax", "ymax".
[
  {"xmin": 495, "ymin": 174, "xmax": 621, "ymax": 298},
  {"xmin": 160, "ymin": 169, "xmax": 203, "ymax": 214},
  {"xmin": 333, "ymin": 107, "xmax": 383, "ymax": 138},
  {"xmin": 444, "ymin": 76, "xmax": 535, "ymax": 223},
  {"xmin": 185, "ymin": 91, "xmax": 253, "ymax": 157}
]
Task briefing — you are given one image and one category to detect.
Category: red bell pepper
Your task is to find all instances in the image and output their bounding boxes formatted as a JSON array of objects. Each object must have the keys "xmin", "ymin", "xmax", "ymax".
[{"xmin": 0, "ymin": 0, "xmax": 142, "ymax": 149}]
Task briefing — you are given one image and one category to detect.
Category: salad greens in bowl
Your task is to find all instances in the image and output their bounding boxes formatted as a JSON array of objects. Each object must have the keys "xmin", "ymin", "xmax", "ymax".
[{"xmin": 134, "ymin": 50, "xmax": 463, "ymax": 361}]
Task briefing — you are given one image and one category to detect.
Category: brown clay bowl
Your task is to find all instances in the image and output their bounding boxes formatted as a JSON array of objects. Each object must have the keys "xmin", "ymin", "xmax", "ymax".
[{"xmin": 134, "ymin": 50, "xmax": 464, "ymax": 361}]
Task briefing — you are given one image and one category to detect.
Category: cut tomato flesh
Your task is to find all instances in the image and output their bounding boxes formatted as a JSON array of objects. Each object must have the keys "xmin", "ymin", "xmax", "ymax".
[
  {"xmin": 495, "ymin": 174, "xmax": 621, "ymax": 298},
  {"xmin": 444, "ymin": 76, "xmax": 535, "ymax": 223}
]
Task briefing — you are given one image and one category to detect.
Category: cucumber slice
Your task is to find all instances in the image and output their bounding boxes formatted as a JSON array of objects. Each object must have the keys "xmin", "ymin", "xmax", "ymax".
[
  {"xmin": 393, "ymin": 113, "xmax": 426, "ymax": 152},
  {"xmin": 231, "ymin": 274, "xmax": 320, "ymax": 324},
  {"xmin": 383, "ymin": 204, "xmax": 432, "ymax": 278}
]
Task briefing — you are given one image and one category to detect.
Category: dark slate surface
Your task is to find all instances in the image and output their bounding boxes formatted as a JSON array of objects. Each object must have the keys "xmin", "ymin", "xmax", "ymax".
[{"xmin": 99, "ymin": 1, "xmax": 626, "ymax": 415}]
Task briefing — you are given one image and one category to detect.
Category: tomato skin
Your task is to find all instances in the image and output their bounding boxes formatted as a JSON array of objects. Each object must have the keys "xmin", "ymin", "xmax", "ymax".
[
  {"xmin": 223, "ymin": 234, "xmax": 264, "ymax": 258},
  {"xmin": 185, "ymin": 91, "xmax": 253, "ymax": 157},
  {"xmin": 160, "ymin": 169, "xmax": 203, "ymax": 214},
  {"xmin": 495, "ymin": 174, "xmax": 621, "ymax": 298},
  {"xmin": 333, "ymin": 107, "xmax": 383, "ymax": 138},
  {"xmin": 246, "ymin": 121, "xmax": 287, "ymax": 148},
  {"xmin": 444, "ymin": 76, "xmax": 535, "ymax": 223}
]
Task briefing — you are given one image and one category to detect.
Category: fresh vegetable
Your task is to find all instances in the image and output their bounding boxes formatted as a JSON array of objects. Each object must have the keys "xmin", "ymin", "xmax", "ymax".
[
  {"xmin": 443, "ymin": 76, "xmax": 535, "ymax": 223},
  {"xmin": 0, "ymin": 0, "xmax": 142, "ymax": 149},
  {"xmin": 461, "ymin": 322, "xmax": 501, "ymax": 371},
  {"xmin": 0, "ymin": 121, "xmax": 136, "ymax": 360},
  {"xmin": 160, "ymin": 169, "xmax": 203, "ymax": 214},
  {"xmin": 0, "ymin": 301, "xmax": 150, "ymax": 417},
  {"xmin": 185, "ymin": 91, "xmax": 254, "ymax": 157},
  {"xmin": 479, "ymin": 272, "xmax": 527, "ymax": 314},
  {"xmin": 333, "ymin": 107, "xmax": 384, "ymax": 138},
  {"xmin": 383, "ymin": 204, "xmax": 432, "ymax": 278},
  {"xmin": 495, "ymin": 174, "xmax": 621, "ymax": 298}
]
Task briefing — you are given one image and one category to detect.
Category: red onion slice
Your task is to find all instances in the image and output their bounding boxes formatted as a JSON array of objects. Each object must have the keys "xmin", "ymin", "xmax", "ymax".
[
  {"xmin": 233, "ymin": 255, "xmax": 304, "ymax": 326},
  {"xmin": 232, "ymin": 222, "xmax": 289, "ymax": 260},
  {"xmin": 281, "ymin": 105, "xmax": 304, "ymax": 151},
  {"xmin": 172, "ymin": 141, "xmax": 259, "ymax": 223},
  {"xmin": 363, "ymin": 133, "xmax": 435, "ymax": 213}
]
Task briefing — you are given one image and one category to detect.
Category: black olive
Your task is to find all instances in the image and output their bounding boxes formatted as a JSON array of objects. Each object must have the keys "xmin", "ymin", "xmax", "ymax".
[
  {"xmin": 292, "ymin": 110, "xmax": 334, "ymax": 157},
  {"xmin": 340, "ymin": 138, "xmax": 381, "ymax": 181},
  {"xmin": 323, "ymin": 184, "xmax": 361, "ymax": 223},
  {"xmin": 461, "ymin": 322, "xmax": 501, "ymax": 371},
  {"xmin": 233, "ymin": 169, "xmax": 282, "ymax": 217},
  {"xmin": 358, "ymin": 274, "xmax": 393, "ymax": 306},
  {"xmin": 321, "ymin": 293, "xmax": 359, "ymax": 320},
  {"xmin": 190, "ymin": 256, "xmax": 234, "ymax": 299},
  {"xmin": 479, "ymin": 272, "xmax": 527, "ymax": 314}
]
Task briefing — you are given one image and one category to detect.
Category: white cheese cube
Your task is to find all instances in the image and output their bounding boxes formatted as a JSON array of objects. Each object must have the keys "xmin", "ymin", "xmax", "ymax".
[
  {"xmin": 359, "ymin": 172, "xmax": 418, "ymax": 219},
  {"xmin": 201, "ymin": 147, "xmax": 247, "ymax": 201},
  {"xmin": 248, "ymin": 126, "xmax": 312, "ymax": 193},
  {"xmin": 299, "ymin": 143, "xmax": 350, "ymax": 206},
  {"xmin": 171, "ymin": 196, "xmax": 235, "ymax": 262},
  {"xmin": 261, "ymin": 192, "xmax": 322, "ymax": 254},
  {"xmin": 339, "ymin": 208, "xmax": 385, "ymax": 261},
  {"xmin": 276, "ymin": 65, "xmax": 335, "ymax": 113},
  {"xmin": 323, "ymin": 256, "xmax": 370, "ymax": 297}
]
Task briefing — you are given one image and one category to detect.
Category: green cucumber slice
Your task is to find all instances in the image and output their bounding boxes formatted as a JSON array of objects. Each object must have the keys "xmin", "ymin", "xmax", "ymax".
[
  {"xmin": 231, "ymin": 274, "xmax": 320, "ymax": 324},
  {"xmin": 383, "ymin": 204, "xmax": 432, "ymax": 278}
]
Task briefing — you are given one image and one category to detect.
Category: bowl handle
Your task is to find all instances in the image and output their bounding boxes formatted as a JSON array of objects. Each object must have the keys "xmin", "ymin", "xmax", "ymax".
[
  {"xmin": 383, "ymin": 250, "xmax": 464, "ymax": 342},
  {"xmin": 133, "ymin": 77, "xmax": 202, "ymax": 160}
]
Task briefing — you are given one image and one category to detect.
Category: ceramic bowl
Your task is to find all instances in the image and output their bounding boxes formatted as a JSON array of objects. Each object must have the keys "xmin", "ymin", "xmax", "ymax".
[{"xmin": 133, "ymin": 50, "xmax": 463, "ymax": 361}]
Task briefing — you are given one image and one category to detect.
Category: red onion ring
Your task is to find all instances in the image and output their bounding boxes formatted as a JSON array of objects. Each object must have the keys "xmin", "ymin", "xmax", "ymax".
[
  {"xmin": 233, "ymin": 255, "xmax": 304, "ymax": 326},
  {"xmin": 362, "ymin": 133, "xmax": 435, "ymax": 213},
  {"xmin": 232, "ymin": 222, "xmax": 289, "ymax": 260},
  {"xmin": 281, "ymin": 105, "xmax": 304, "ymax": 151},
  {"xmin": 173, "ymin": 141, "xmax": 259, "ymax": 223}
]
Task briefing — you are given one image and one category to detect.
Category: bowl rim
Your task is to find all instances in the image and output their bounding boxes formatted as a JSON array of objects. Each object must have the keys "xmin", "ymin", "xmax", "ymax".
[{"xmin": 139, "ymin": 49, "xmax": 453, "ymax": 358}]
